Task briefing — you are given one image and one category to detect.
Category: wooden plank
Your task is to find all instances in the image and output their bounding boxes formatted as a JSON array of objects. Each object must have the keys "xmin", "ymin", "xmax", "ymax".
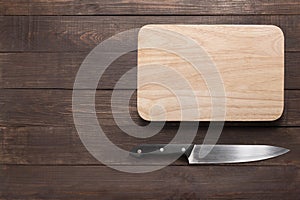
[
  {"xmin": 1, "ymin": 89, "xmax": 300, "ymax": 127},
  {"xmin": 138, "ymin": 25, "xmax": 284, "ymax": 121},
  {"xmin": 1, "ymin": 52, "xmax": 299, "ymax": 90},
  {"xmin": 286, "ymin": 52, "xmax": 300, "ymax": 89},
  {"xmin": 0, "ymin": 126, "xmax": 298, "ymax": 166},
  {"xmin": 0, "ymin": 165, "xmax": 299, "ymax": 199},
  {"xmin": 0, "ymin": 0, "xmax": 29, "ymax": 15},
  {"xmin": 0, "ymin": 15, "xmax": 299, "ymax": 52},
  {"xmin": 1, "ymin": 0, "xmax": 300, "ymax": 15},
  {"xmin": 0, "ymin": 52, "xmax": 135, "ymax": 89}
]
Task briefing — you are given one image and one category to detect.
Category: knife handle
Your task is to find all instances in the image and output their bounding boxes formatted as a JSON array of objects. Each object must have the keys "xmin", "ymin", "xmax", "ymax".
[{"xmin": 130, "ymin": 144, "xmax": 194, "ymax": 157}]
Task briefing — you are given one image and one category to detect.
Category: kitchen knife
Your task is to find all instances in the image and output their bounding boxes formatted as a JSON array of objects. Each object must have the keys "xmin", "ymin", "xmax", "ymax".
[{"xmin": 131, "ymin": 144, "xmax": 289, "ymax": 164}]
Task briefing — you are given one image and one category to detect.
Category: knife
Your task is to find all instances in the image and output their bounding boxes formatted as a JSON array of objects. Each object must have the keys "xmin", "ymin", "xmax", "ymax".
[{"xmin": 131, "ymin": 144, "xmax": 289, "ymax": 164}]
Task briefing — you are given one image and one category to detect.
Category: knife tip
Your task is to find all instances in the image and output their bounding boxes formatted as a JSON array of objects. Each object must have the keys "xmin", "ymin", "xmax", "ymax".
[{"xmin": 274, "ymin": 146, "xmax": 290, "ymax": 156}]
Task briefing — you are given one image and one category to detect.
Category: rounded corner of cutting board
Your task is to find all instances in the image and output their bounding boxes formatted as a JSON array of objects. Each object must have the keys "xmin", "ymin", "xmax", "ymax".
[
  {"xmin": 267, "ymin": 25, "xmax": 285, "ymax": 38},
  {"xmin": 138, "ymin": 24, "xmax": 156, "ymax": 38},
  {"xmin": 269, "ymin": 102, "xmax": 285, "ymax": 122},
  {"xmin": 136, "ymin": 100, "xmax": 152, "ymax": 122}
]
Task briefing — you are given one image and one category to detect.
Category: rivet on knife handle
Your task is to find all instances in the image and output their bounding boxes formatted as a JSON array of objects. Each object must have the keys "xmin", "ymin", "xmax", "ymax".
[{"xmin": 131, "ymin": 144, "xmax": 194, "ymax": 157}]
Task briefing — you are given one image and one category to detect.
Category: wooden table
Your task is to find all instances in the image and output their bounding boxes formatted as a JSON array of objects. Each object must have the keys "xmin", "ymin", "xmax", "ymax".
[{"xmin": 0, "ymin": 1, "xmax": 299, "ymax": 199}]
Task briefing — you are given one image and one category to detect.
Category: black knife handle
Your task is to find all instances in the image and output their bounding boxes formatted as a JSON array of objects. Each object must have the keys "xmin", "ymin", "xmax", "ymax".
[{"xmin": 130, "ymin": 144, "xmax": 194, "ymax": 157}]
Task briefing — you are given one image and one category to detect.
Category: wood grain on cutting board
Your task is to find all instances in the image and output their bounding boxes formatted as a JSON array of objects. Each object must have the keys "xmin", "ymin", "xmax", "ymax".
[{"xmin": 138, "ymin": 25, "xmax": 284, "ymax": 121}]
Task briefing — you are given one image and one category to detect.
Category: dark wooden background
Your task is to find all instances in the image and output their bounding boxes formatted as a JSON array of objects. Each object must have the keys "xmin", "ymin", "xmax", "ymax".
[{"xmin": 0, "ymin": 0, "xmax": 300, "ymax": 199}]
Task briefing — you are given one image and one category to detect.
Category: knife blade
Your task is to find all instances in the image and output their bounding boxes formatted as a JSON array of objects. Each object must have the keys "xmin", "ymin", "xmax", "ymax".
[{"xmin": 131, "ymin": 144, "xmax": 289, "ymax": 164}]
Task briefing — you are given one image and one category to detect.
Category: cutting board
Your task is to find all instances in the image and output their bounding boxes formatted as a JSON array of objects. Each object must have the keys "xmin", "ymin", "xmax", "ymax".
[{"xmin": 137, "ymin": 25, "xmax": 284, "ymax": 121}]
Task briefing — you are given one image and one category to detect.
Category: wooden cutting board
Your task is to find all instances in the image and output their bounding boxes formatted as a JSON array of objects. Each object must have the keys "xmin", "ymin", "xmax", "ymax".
[{"xmin": 137, "ymin": 25, "xmax": 284, "ymax": 121}]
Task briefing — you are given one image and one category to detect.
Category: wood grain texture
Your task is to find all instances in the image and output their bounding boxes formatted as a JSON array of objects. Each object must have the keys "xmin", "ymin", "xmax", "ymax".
[
  {"xmin": 0, "ymin": 126, "xmax": 299, "ymax": 166},
  {"xmin": 1, "ymin": 0, "xmax": 300, "ymax": 15},
  {"xmin": 0, "ymin": 165, "xmax": 299, "ymax": 200},
  {"xmin": 1, "ymin": 89, "xmax": 300, "ymax": 127},
  {"xmin": 0, "ymin": 15, "xmax": 299, "ymax": 52},
  {"xmin": 1, "ymin": 52, "xmax": 299, "ymax": 90},
  {"xmin": 138, "ymin": 25, "xmax": 284, "ymax": 121}
]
